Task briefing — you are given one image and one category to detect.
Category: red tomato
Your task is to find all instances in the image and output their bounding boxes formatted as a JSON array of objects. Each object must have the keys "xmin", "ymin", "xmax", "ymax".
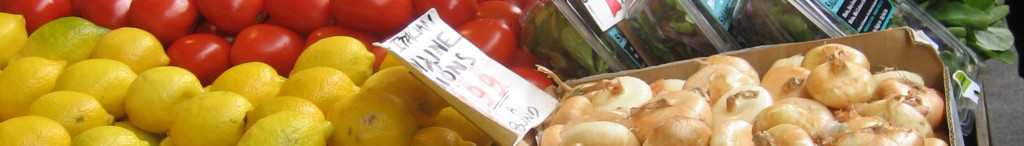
[
  {"xmin": 457, "ymin": 18, "xmax": 516, "ymax": 65},
  {"xmin": 69, "ymin": 0, "xmax": 82, "ymax": 15},
  {"xmin": 80, "ymin": 0, "xmax": 132, "ymax": 29},
  {"xmin": 195, "ymin": 0, "xmax": 264, "ymax": 34},
  {"xmin": 369, "ymin": 46, "xmax": 388, "ymax": 72},
  {"xmin": 230, "ymin": 24, "xmax": 304, "ymax": 76},
  {"xmin": 193, "ymin": 21, "xmax": 236, "ymax": 43},
  {"xmin": 305, "ymin": 26, "xmax": 378, "ymax": 48},
  {"xmin": 504, "ymin": 0, "xmax": 537, "ymax": 10},
  {"xmin": 264, "ymin": 0, "xmax": 329, "ymax": 35},
  {"xmin": 510, "ymin": 66, "xmax": 552, "ymax": 89},
  {"xmin": 476, "ymin": 1, "xmax": 521, "ymax": 36},
  {"xmin": 331, "ymin": 0, "xmax": 413, "ymax": 36},
  {"xmin": 2, "ymin": 0, "xmax": 72, "ymax": 33},
  {"xmin": 509, "ymin": 48, "xmax": 537, "ymax": 67},
  {"xmin": 413, "ymin": 0, "xmax": 477, "ymax": 27},
  {"xmin": 128, "ymin": 0, "xmax": 198, "ymax": 45},
  {"xmin": 167, "ymin": 33, "xmax": 232, "ymax": 86}
]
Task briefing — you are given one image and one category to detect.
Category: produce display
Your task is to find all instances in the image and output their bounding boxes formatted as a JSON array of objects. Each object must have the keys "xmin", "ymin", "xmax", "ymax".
[
  {"xmin": 540, "ymin": 43, "xmax": 950, "ymax": 145},
  {"xmin": 624, "ymin": 0, "xmax": 739, "ymax": 65},
  {"xmin": 728, "ymin": 0, "xmax": 856, "ymax": 47},
  {"xmin": 916, "ymin": 0, "xmax": 1015, "ymax": 64}
]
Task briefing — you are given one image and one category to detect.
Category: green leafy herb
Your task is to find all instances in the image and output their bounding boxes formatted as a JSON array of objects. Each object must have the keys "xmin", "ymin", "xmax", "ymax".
[
  {"xmin": 964, "ymin": 0, "xmax": 994, "ymax": 10},
  {"xmin": 927, "ymin": 2, "xmax": 991, "ymax": 30},
  {"xmin": 948, "ymin": 27, "xmax": 968, "ymax": 38},
  {"xmin": 971, "ymin": 27, "xmax": 1014, "ymax": 52},
  {"xmin": 986, "ymin": 5, "xmax": 1010, "ymax": 25}
]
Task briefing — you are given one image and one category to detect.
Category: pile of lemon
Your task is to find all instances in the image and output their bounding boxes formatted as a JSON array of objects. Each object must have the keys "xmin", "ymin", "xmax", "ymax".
[{"xmin": 0, "ymin": 13, "xmax": 491, "ymax": 146}]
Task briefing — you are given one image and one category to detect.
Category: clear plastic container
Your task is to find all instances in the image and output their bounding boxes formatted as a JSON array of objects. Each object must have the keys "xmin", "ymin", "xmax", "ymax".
[
  {"xmin": 621, "ymin": 0, "xmax": 741, "ymax": 65},
  {"xmin": 521, "ymin": 0, "xmax": 637, "ymax": 79},
  {"xmin": 729, "ymin": 0, "xmax": 858, "ymax": 47}
]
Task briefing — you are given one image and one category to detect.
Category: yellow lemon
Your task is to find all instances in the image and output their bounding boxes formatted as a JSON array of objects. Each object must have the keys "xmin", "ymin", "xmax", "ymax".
[
  {"xmin": 363, "ymin": 66, "xmax": 449, "ymax": 127},
  {"xmin": 238, "ymin": 111, "xmax": 333, "ymax": 146},
  {"xmin": 378, "ymin": 52, "xmax": 403, "ymax": 71},
  {"xmin": 72, "ymin": 126, "xmax": 149, "ymax": 146},
  {"xmin": 55, "ymin": 59, "xmax": 137, "ymax": 119},
  {"xmin": 124, "ymin": 66, "xmax": 204, "ymax": 133},
  {"xmin": 0, "ymin": 116, "xmax": 71, "ymax": 145},
  {"xmin": 328, "ymin": 90, "xmax": 417, "ymax": 146},
  {"xmin": 91, "ymin": 27, "xmax": 169, "ymax": 73},
  {"xmin": 292, "ymin": 36, "xmax": 375, "ymax": 85},
  {"xmin": 13, "ymin": 17, "xmax": 108, "ymax": 64},
  {"xmin": 113, "ymin": 120, "xmax": 163, "ymax": 146},
  {"xmin": 169, "ymin": 91, "xmax": 252, "ymax": 146},
  {"xmin": 159, "ymin": 136, "xmax": 172, "ymax": 146},
  {"xmin": 245, "ymin": 96, "xmax": 324, "ymax": 129},
  {"xmin": 433, "ymin": 106, "xmax": 493, "ymax": 146},
  {"xmin": 279, "ymin": 67, "xmax": 359, "ymax": 112},
  {"xmin": 27, "ymin": 91, "xmax": 115, "ymax": 138},
  {"xmin": 208, "ymin": 62, "xmax": 285, "ymax": 106},
  {"xmin": 0, "ymin": 57, "xmax": 66, "ymax": 120},
  {"xmin": 0, "ymin": 13, "xmax": 28, "ymax": 68},
  {"xmin": 411, "ymin": 127, "xmax": 477, "ymax": 146}
]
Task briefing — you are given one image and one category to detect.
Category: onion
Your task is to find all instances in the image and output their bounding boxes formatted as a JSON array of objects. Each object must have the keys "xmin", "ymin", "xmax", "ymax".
[
  {"xmin": 871, "ymin": 69, "xmax": 925, "ymax": 87},
  {"xmin": 702, "ymin": 55, "xmax": 760, "ymax": 82},
  {"xmin": 683, "ymin": 64, "xmax": 742, "ymax": 100},
  {"xmin": 712, "ymin": 86, "xmax": 773, "ymax": 127},
  {"xmin": 549, "ymin": 96, "xmax": 594, "ymax": 126},
  {"xmin": 642, "ymin": 117, "xmax": 712, "ymax": 146},
  {"xmin": 806, "ymin": 55, "xmax": 874, "ymax": 108},
  {"xmin": 585, "ymin": 76, "xmax": 654, "ymax": 111},
  {"xmin": 919, "ymin": 87, "xmax": 945, "ymax": 129},
  {"xmin": 650, "ymin": 79, "xmax": 686, "ymax": 96},
  {"xmin": 710, "ymin": 120, "xmax": 754, "ymax": 146},
  {"xmin": 561, "ymin": 121, "xmax": 640, "ymax": 146},
  {"xmin": 771, "ymin": 55, "xmax": 805, "ymax": 69},
  {"xmin": 581, "ymin": 108, "xmax": 633, "ymax": 128},
  {"xmin": 801, "ymin": 43, "xmax": 870, "ymax": 70},
  {"xmin": 874, "ymin": 78, "xmax": 919, "ymax": 101},
  {"xmin": 760, "ymin": 66, "xmax": 812, "ymax": 100},
  {"xmin": 834, "ymin": 131, "xmax": 899, "ymax": 146},
  {"xmin": 754, "ymin": 124, "xmax": 816, "ymax": 146},
  {"xmin": 631, "ymin": 91, "xmax": 713, "ymax": 140},
  {"xmin": 540, "ymin": 125, "xmax": 564, "ymax": 146},
  {"xmin": 751, "ymin": 104, "xmax": 811, "ymax": 132},
  {"xmin": 924, "ymin": 138, "xmax": 948, "ymax": 146},
  {"xmin": 708, "ymin": 71, "xmax": 759, "ymax": 105},
  {"xmin": 774, "ymin": 98, "xmax": 835, "ymax": 133},
  {"xmin": 834, "ymin": 126, "xmax": 924, "ymax": 146},
  {"xmin": 853, "ymin": 98, "xmax": 934, "ymax": 137}
]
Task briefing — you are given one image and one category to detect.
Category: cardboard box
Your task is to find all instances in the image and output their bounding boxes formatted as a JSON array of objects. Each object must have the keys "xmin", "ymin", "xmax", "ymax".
[{"xmin": 537, "ymin": 27, "xmax": 962, "ymax": 145}]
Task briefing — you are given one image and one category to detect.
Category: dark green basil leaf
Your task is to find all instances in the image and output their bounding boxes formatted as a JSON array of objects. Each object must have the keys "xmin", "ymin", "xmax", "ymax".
[
  {"xmin": 948, "ymin": 27, "xmax": 968, "ymax": 38},
  {"xmin": 964, "ymin": 0, "xmax": 994, "ymax": 10},
  {"xmin": 987, "ymin": 5, "xmax": 1010, "ymax": 25},
  {"xmin": 928, "ymin": 2, "xmax": 991, "ymax": 29}
]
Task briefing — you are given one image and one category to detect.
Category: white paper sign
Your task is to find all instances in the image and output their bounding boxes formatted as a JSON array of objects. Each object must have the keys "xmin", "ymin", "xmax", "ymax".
[
  {"xmin": 584, "ymin": 0, "xmax": 629, "ymax": 31},
  {"xmin": 375, "ymin": 9, "xmax": 558, "ymax": 145}
]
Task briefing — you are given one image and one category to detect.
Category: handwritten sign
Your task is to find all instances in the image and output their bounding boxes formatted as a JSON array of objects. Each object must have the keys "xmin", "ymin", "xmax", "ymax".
[{"xmin": 375, "ymin": 9, "xmax": 558, "ymax": 145}]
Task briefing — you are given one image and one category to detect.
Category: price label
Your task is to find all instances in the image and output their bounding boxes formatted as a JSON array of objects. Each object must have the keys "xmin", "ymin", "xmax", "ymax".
[
  {"xmin": 953, "ymin": 70, "xmax": 981, "ymax": 103},
  {"xmin": 375, "ymin": 9, "xmax": 558, "ymax": 145}
]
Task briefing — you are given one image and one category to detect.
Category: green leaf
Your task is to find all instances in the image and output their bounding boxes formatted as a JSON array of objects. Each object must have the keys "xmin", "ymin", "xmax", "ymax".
[
  {"xmin": 987, "ymin": 5, "xmax": 1010, "ymax": 25},
  {"xmin": 964, "ymin": 0, "xmax": 994, "ymax": 10},
  {"xmin": 948, "ymin": 27, "xmax": 968, "ymax": 38},
  {"xmin": 971, "ymin": 27, "xmax": 1015, "ymax": 51},
  {"xmin": 940, "ymin": 50, "xmax": 964, "ymax": 69},
  {"xmin": 928, "ymin": 2, "xmax": 991, "ymax": 29},
  {"xmin": 975, "ymin": 47, "xmax": 1017, "ymax": 63}
]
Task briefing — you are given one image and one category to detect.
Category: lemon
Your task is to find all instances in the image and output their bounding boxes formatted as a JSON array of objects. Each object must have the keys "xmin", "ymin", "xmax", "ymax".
[
  {"xmin": 245, "ymin": 96, "xmax": 324, "ymax": 129},
  {"xmin": 411, "ymin": 127, "xmax": 477, "ymax": 146},
  {"xmin": 238, "ymin": 111, "xmax": 333, "ymax": 146},
  {"xmin": 279, "ymin": 67, "xmax": 359, "ymax": 113},
  {"xmin": 169, "ymin": 91, "xmax": 252, "ymax": 146},
  {"xmin": 0, "ymin": 116, "xmax": 71, "ymax": 145},
  {"xmin": 292, "ymin": 36, "xmax": 375, "ymax": 85},
  {"xmin": 208, "ymin": 62, "xmax": 285, "ymax": 106},
  {"xmin": 124, "ymin": 66, "xmax": 204, "ymax": 134},
  {"xmin": 434, "ymin": 106, "xmax": 493, "ymax": 145},
  {"xmin": 0, "ymin": 13, "xmax": 28, "ymax": 68},
  {"xmin": 363, "ymin": 66, "xmax": 449, "ymax": 127},
  {"xmin": 27, "ymin": 91, "xmax": 115, "ymax": 138},
  {"xmin": 113, "ymin": 120, "xmax": 164, "ymax": 146},
  {"xmin": 55, "ymin": 59, "xmax": 137, "ymax": 119},
  {"xmin": 378, "ymin": 52, "xmax": 403, "ymax": 71},
  {"xmin": 13, "ymin": 17, "xmax": 108, "ymax": 64},
  {"xmin": 72, "ymin": 126, "xmax": 149, "ymax": 146},
  {"xmin": 91, "ymin": 27, "xmax": 169, "ymax": 73},
  {"xmin": 159, "ymin": 136, "xmax": 172, "ymax": 146},
  {"xmin": 0, "ymin": 57, "xmax": 66, "ymax": 120},
  {"xmin": 328, "ymin": 89, "xmax": 418, "ymax": 146}
]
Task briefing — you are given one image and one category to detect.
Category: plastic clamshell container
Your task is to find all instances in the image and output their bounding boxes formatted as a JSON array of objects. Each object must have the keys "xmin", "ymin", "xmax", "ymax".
[
  {"xmin": 619, "ymin": 0, "xmax": 741, "ymax": 65},
  {"xmin": 728, "ymin": 0, "xmax": 858, "ymax": 47},
  {"xmin": 521, "ymin": 0, "xmax": 642, "ymax": 79}
]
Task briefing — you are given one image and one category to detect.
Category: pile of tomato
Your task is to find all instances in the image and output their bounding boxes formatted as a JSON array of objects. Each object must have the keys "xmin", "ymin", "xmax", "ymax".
[{"xmin": 0, "ymin": 0, "xmax": 553, "ymax": 88}]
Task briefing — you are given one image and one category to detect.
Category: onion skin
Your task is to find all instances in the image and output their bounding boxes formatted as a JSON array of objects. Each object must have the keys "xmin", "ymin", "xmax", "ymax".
[
  {"xmin": 540, "ymin": 125, "xmax": 565, "ymax": 146},
  {"xmin": 549, "ymin": 96, "xmax": 594, "ymax": 126},
  {"xmin": 631, "ymin": 91, "xmax": 713, "ymax": 140},
  {"xmin": 752, "ymin": 104, "xmax": 811, "ymax": 133},
  {"xmin": 761, "ymin": 66, "xmax": 812, "ymax": 100},
  {"xmin": 806, "ymin": 57, "xmax": 874, "ymax": 108},
  {"xmin": 561, "ymin": 121, "xmax": 640, "ymax": 146},
  {"xmin": 919, "ymin": 87, "xmax": 945, "ymax": 128},
  {"xmin": 703, "ymin": 55, "xmax": 760, "ymax": 82},
  {"xmin": 853, "ymin": 99, "xmax": 934, "ymax": 138},
  {"xmin": 708, "ymin": 71, "xmax": 759, "ymax": 105},
  {"xmin": 874, "ymin": 78, "xmax": 918, "ymax": 101},
  {"xmin": 755, "ymin": 124, "xmax": 816, "ymax": 146},
  {"xmin": 712, "ymin": 86, "xmax": 773, "ymax": 127},
  {"xmin": 774, "ymin": 98, "xmax": 835, "ymax": 133},
  {"xmin": 801, "ymin": 43, "xmax": 870, "ymax": 70},
  {"xmin": 924, "ymin": 138, "xmax": 948, "ymax": 146},
  {"xmin": 582, "ymin": 108, "xmax": 633, "ymax": 128},
  {"xmin": 683, "ymin": 64, "xmax": 742, "ymax": 100},
  {"xmin": 771, "ymin": 55, "xmax": 805, "ymax": 69},
  {"xmin": 835, "ymin": 126, "xmax": 924, "ymax": 146},
  {"xmin": 871, "ymin": 70, "xmax": 925, "ymax": 88},
  {"xmin": 711, "ymin": 120, "xmax": 755, "ymax": 146},
  {"xmin": 642, "ymin": 117, "xmax": 712, "ymax": 146},
  {"xmin": 650, "ymin": 79, "xmax": 686, "ymax": 96},
  {"xmin": 587, "ymin": 76, "xmax": 654, "ymax": 111}
]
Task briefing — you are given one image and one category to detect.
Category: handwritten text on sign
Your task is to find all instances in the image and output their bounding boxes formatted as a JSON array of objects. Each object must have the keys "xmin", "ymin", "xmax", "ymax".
[{"xmin": 376, "ymin": 9, "xmax": 558, "ymax": 145}]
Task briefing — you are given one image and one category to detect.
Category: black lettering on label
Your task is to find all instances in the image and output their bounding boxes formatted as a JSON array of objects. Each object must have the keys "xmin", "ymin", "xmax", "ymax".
[{"xmin": 455, "ymin": 53, "xmax": 477, "ymax": 66}]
